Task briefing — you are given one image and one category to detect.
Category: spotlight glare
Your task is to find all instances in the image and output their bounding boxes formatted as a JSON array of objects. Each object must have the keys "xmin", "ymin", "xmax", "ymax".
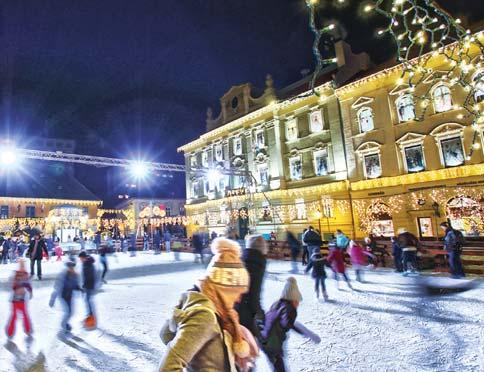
[{"xmin": 130, "ymin": 161, "xmax": 149, "ymax": 179}]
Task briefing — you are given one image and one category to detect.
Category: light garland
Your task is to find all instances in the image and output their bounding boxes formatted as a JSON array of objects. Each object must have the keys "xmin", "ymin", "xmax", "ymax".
[{"xmin": 367, "ymin": 0, "xmax": 484, "ymax": 158}]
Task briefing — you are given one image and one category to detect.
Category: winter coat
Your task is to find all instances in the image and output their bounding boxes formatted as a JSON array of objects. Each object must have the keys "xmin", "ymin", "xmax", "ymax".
[
  {"xmin": 287, "ymin": 232, "xmax": 301, "ymax": 258},
  {"xmin": 391, "ymin": 241, "xmax": 401, "ymax": 256},
  {"xmin": 11, "ymin": 270, "xmax": 32, "ymax": 302},
  {"xmin": 397, "ymin": 232, "xmax": 419, "ymax": 251},
  {"xmin": 261, "ymin": 300, "xmax": 297, "ymax": 356},
  {"xmin": 192, "ymin": 234, "xmax": 204, "ymax": 253},
  {"xmin": 336, "ymin": 234, "xmax": 350, "ymax": 250},
  {"xmin": 159, "ymin": 290, "xmax": 236, "ymax": 372},
  {"xmin": 163, "ymin": 232, "xmax": 172, "ymax": 242},
  {"xmin": 304, "ymin": 256, "xmax": 327, "ymax": 278},
  {"xmin": 302, "ymin": 230, "xmax": 322, "ymax": 247},
  {"xmin": 327, "ymin": 248, "xmax": 346, "ymax": 273},
  {"xmin": 235, "ymin": 248, "xmax": 267, "ymax": 335},
  {"xmin": 27, "ymin": 239, "xmax": 49, "ymax": 260},
  {"xmin": 443, "ymin": 228, "xmax": 464, "ymax": 252},
  {"xmin": 349, "ymin": 243, "xmax": 366, "ymax": 266},
  {"xmin": 55, "ymin": 270, "xmax": 82, "ymax": 301},
  {"xmin": 81, "ymin": 256, "xmax": 97, "ymax": 290}
]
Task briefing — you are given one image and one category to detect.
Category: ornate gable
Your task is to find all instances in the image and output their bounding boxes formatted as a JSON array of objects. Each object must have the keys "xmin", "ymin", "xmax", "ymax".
[
  {"xmin": 355, "ymin": 141, "xmax": 381, "ymax": 155},
  {"xmin": 396, "ymin": 132, "xmax": 426, "ymax": 144},
  {"xmin": 389, "ymin": 83, "xmax": 412, "ymax": 96},
  {"xmin": 430, "ymin": 123, "xmax": 465, "ymax": 137},
  {"xmin": 351, "ymin": 96, "xmax": 374, "ymax": 109}
]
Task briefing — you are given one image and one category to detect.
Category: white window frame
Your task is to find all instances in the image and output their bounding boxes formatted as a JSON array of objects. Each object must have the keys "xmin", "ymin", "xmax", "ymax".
[
  {"xmin": 396, "ymin": 133, "xmax": 426, "ymax": 173},
  {"xmin": 233, "ymin": 136, "xmax": 243, "ymax": 156},
  {"xmin": 430, "ymin": 123, "xmax": 466, "ymax": 168},
  {"xmin": 201, "ymin": 151, "xmax": 209, "ymax": 167},
  {"xmin": 313, "ymin": 148, "xmax": 329, "ymax": 176},
  {"xmin": 257, "ymin": 163, "xmax": 269, "ymax": 186},
  {"xmin": 289, "ymin": 155, "xmax": 303, "ymax": 181},
  {"xmin": 431, "ymin": 84, "xmax": 453, "ymax": 113},
  {"xmin": 357, "ymin": 106, "xmax": 374, "ymax": 133},
  {"xmin": 254, "ymin": 129, "xmax": 265, "ymax": 149},
  {"xmin": 285, "ymin": 117, "xmax": 298, "ymax": 141},
  {"xmin": 190, "ymin": 155, "xmax": 197, "ymax": 168},
  {"xmin": 214, "ymin": 143, "xmax": 223, "ymax": 162},
  {"xmin": 356, "ymin": 142, "xmax": 382, "ymax": 179},
  {"xmin": 395, "ymin": 94, "xmax": 416, "ymax": 122},
  {"xmin": 309, "ymin": 109, "xmax": 324, "ymax": 133}
]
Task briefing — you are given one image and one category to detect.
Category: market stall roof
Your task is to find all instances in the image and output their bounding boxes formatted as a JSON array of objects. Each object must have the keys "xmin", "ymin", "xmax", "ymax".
[{"xmin": 0, "ymin": 164, "xmax": 100, "ymax": 202}]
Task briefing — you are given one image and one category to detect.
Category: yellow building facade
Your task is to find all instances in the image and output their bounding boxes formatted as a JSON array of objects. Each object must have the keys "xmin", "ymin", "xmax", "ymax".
[{"xmin": 179, "ymin": 35, "xmax": 484, "ymax": 241}]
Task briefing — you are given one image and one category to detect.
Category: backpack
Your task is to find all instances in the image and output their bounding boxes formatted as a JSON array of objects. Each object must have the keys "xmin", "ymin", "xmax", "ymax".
[{"xmin": 452, "ymin": 229, "xmax": 465, "ymax": 251}]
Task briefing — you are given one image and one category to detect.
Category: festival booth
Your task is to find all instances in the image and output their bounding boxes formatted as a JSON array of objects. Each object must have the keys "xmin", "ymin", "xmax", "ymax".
[{"xmin": 45, "ymin": 205, "xmax": 97, "ymax": 241}]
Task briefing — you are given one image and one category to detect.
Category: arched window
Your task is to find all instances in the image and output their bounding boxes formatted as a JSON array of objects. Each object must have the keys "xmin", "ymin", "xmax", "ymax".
[
  {"xmin": 473, "ymin": 70, "xmax": 484, "ymax": 103},
  {"xmin": 432, "ymin": 84, "xmax": 452, "ymax": 113},
  {"xmin": 358, "ymin": 107, "xmax": 374, "ymax": 133},
  {"xmin": 396, "ymin": 94, "xmax": 416, "ymax": 122}
]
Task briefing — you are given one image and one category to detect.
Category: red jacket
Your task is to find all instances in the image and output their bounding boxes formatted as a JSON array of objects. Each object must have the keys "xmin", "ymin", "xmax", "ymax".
[
  {"xmin": 327, "ymin": 248, "xmax": 346, "ymax": 273},
  {"xmin": 349, "ymin": 243, "xmax": 366, "ymax": 266}
]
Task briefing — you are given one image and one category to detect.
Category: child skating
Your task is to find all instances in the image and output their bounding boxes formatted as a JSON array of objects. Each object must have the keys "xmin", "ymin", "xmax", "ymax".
[
  {"xmin": 49, "ymin": 261, "xmax": 82, "ymax": 333},
  {"xmin": 261, "ymin": 277, "xmax": 321, "ymax": 372},
  {"xmin": 327, "ymin": 246, "xmax": 353, "ymax": 290},
  {"xmin": 348, "ymin": 240, "xmax": 367, "ymax": 283},
  {"xmin": 6, "ymin": 260, "xmax": 33, "ymax": 339},
  {"xmin": 305, "ymin": 252, "xmax": 328, "ymax": 300}
]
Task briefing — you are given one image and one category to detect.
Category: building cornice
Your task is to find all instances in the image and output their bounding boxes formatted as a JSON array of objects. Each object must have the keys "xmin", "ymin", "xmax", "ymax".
[{"xmin": 0, "ymin": 196, "xmax": 101, "ymax": 206}]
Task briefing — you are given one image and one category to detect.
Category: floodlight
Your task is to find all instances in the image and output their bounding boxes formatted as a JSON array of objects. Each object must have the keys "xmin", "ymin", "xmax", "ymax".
[
  {"xmin": 0, "ymin": 148, "xmax": 17, "ymax": 167},
  {"xmin": 130, "ymin": 161, "xmax": 149, "ymax": 179}
]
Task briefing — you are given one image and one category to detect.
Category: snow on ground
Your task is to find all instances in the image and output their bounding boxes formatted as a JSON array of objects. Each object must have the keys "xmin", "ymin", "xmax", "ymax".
[{"xmin": 0, "ymin": 252, "xmax": 483, "ymax": 372}]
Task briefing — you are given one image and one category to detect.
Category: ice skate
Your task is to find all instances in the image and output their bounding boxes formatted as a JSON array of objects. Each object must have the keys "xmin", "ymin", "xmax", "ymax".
[{"xmin": 323, "ymin": 291, "xmax": 329, "ymax": 301}]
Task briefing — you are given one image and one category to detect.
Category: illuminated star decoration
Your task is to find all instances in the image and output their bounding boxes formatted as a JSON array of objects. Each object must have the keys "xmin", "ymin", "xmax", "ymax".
[{"xmin": 366, "ymin": 0, "xmax": 484, "ymax": 159}]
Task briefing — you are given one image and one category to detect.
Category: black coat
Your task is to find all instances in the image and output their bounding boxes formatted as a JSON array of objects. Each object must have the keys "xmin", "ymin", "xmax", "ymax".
[
  {"xmin": 303, "ymin": 230, "xmax": 322, "ymax": 247},
  {"xmin": 305, "ymin": 256, "xmax": 327, "ymax": 278},
  {"xmin": 27, "ymin": 239, "xmax": 49, "ymax": 260},
  {"xmin": 235, "ymin": 248, "xmax": 267, "ymax": 334},
  {"xmin": 82, "ymin": 256, "xmax": 97, "ymax": 290}
]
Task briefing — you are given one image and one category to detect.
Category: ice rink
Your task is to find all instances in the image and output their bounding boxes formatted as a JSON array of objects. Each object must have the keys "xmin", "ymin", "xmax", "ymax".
[{"xmin": 0, "ymin": 252, "xmax": 483, "ymax": 372}]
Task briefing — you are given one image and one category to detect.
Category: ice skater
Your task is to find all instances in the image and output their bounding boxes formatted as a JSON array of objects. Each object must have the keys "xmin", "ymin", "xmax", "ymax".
[
  {"xmin": 6, "ymin": 260, "xmax": 33, "ymax": 339},
  {"xmin": 78, "ymin": 251, "xmax": 98, "ymax": 329},
  {"xmin": 49, "ymin": 261, "xmax": 82, "ymax": 333},
  {"xmin": 305, "ymin": 252, "xmax": 328, "ymax": 300},
  {"xmin": 261, "ymin": 277, "xmax": 320, "ymax": 372},
  {"xmin": 99, "ymin": 245, "xmax": 109, "ymax": 284},
  {"xmin": 27, "ymin": 233, "xmax": 49, "ymax": 280},
  {"xmin": 327, "ymin": 245, "xmax": 352, "ymax": 290},
  {"xmin": 348, "ymin": 240, "xmax": 366, "ymax": 283}
]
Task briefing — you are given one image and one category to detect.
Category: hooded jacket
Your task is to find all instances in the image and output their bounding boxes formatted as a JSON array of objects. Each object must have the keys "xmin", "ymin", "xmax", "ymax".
[
  {"xmin": 160, "ymin": 290, "xmax": 236, "ymax": 372},
  {"xmin": 235, "ymin": 247, "xmax": 267, "ymax": 334}
]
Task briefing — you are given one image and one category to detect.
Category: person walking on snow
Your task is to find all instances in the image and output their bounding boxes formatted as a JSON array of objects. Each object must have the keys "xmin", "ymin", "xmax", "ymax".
[
  {"xmin": 305, "ymin": 252, "xmax": 328, "ymax": 300},
  {"xmin": 6, "ymin": 259, "xmax": 33, "ymax": 338},
  {"xmin": 27, "ymin": 233, "xmax": 49, "ymax": 280},
  {"xmin": 159, "ymin": 237, "xmax": 258, "ymax": 371},
  {"xmin": 78, "ymin": 251, "xmax": 98, "ymax": 329},
  {"xmin": 440, "ymin": 222, "xmax": 466, "ymax": 278},
  {"xmin": 235, "ymin": 235, "xmax": 267, "ymax": 344},
  {"xmin": 261, "ymin": 277, "xmax": 320, "ymax": 372},
  {"xmin": 49, "ymin": 261, "xmax": 82, "ymax": 333},
  {"xmin": 327, "ymin": 246, "xmax": 352, "ymax": 290}
]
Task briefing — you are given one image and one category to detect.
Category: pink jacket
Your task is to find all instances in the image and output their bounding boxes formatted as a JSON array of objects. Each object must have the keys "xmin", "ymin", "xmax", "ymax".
[{"xmin": 349, "ymin": 243, "xmax": 366, "ymax": 266}]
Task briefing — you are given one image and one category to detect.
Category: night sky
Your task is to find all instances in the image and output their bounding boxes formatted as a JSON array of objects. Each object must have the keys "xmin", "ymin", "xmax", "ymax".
[{"xmin": 0, "ymin": 0, "xmax": 482, "ymax": 201}]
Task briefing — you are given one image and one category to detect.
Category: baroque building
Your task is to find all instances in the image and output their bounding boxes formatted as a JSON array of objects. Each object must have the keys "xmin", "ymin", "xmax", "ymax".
[{"xmin": 179, "ymin": 32, "xmax": 484, "ymax": 241}]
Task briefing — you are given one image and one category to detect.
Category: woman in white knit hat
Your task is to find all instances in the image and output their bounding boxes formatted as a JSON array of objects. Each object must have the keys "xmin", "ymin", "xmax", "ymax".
[{"xmin": 159, "ymin": 237, "xmax": 258, "ymax": 372}]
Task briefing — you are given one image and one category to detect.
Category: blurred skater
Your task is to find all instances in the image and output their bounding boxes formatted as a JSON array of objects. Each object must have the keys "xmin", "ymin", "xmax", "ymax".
[
  {"xmin": 391, "ymin": 236, "xmax": 403, "ymax": 272},
  {"xmin": 99, "ymin": 245, "xmax": 109, "ymax": 284},
  {"xmin": 327, "ymin": 245, "xmax": 352, "ymax": 290},
  {"xmin": 305, "ymin": 252, "xmax": 328, "ymax": 300},
  {"xmin": 348, "ymin": 240, "xmax": 366, "ymax": 283},
  {"xmin": 54, "ymin": 240, "xmax": 63, "ymax": 262},
  {"xmin": 397, "ymin": 228, "xmax": 419, "ymax": 275},
  {"xmin": 6, "ymin": 260, "xmax": 33, "ymax": 338},
  {"xmin": 286, "ymin": 231, "xmax": 301, "ymax": 274},
  {"xmin": 261, "ymin": 277, "xmax": 320, "ymax": 372},
  {"xmin": 78, "ymin": 251, "xmax": 98, "ymax": 329},
  {"xmin": 49, "ymin": 261, "xmax": 82, "ymax": 333}
]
